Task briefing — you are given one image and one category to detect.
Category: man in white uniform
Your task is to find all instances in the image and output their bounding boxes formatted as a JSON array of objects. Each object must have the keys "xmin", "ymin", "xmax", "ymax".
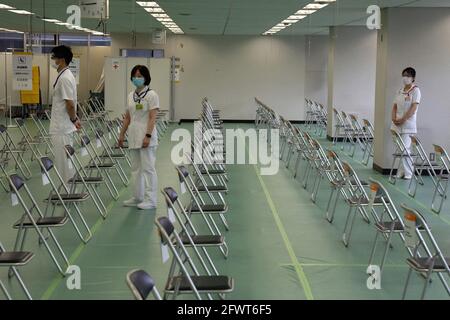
[
  {"xmin": 49, "ymin": 45, "xmax": 81, "ymax": 183},
  {"xmin": 391, "ymin": 67, "xmax": 421, "ymax": 179}
]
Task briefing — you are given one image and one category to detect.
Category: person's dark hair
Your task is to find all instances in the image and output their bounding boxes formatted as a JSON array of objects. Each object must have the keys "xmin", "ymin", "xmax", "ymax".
[
  {"xmin": 402, "ymin": 67, "xmax": 416, "ymax": 80},
  {"xmin": 51, "ymin": 45, "xmax": 73, "ymax": 65},
  {"xmin": 130, "ymin": 65, "xmax": 151, "ymax": 86}
]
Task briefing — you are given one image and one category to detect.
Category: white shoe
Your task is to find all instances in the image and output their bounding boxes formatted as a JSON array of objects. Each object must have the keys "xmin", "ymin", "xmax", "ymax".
[
  {"xmin": 137, "ymin": 202, "xmax": 157, "ymax": 210},
  {"xmin": 403, "ymin": 175, "xmax": 412, "ymax": 180},
  {"xmin": 123, "ymin": 197, "xmax": 142, "ymax": 207}
]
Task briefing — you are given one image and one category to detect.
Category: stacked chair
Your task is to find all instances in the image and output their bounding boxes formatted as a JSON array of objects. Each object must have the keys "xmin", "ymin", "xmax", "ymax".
[{"xmin": 0, "ymin": 97, "xmax": 169, "ymax": 300}]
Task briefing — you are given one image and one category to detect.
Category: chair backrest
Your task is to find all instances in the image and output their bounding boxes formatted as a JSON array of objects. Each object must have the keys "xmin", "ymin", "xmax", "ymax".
[
  {"xmin": 9, "ymin": 174, "xmax": 25, "ymax": 192},
  {"xmin": 126, "ymin": 269, "xmax": 161, "ymax": 300},
  {"xmin": 433, "ymin": 144, "xmax": 450, "ymax": 171}
]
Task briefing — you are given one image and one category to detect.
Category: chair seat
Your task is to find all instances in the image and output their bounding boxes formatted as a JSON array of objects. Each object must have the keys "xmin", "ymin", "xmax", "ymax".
[
  {"xmin": 100, "ymin": 154, "xmax": 126, "ymax": 159},
  {"xmin": 196, "ymin": 185, "xmax": 227, "ymax": 192},
  {"xmin": 347, "ymin": 196, "xmax": 388, "ymax": 206},
  {"xmin": 68, "ymin": 177, "xmax": 104, "ymax": 184},
  {"xmin": 189, "ymin": 203, "xmax": 227, "ymax": 214},
  {"xmin": 200, "ymin": 168, "xmax": 226, "ymax": 175},
  {"xmin": 165, "ymin": 275, "xmax": 233, "ymax": 292},
  {"xmin": 86, "ymin": 162, "xmax": 115, "ymax": 168},
  {"xmin": 47, "ymin": 193, "xmax": 90, "ymax": 202},
  {"xmin": 407, "ymin": 257, "xmax": 450, "ymax": 272},
  {"xmin": 375, "ymin": 221, "xmax": 404, "ymax": 232},
  {"xmin": 0, "ymin": 251, "xmax": 34, "ymax": 265},
  {"xmin": 179, "ymin": 234, "xmax": 224, "ymax": 246},
  {"xmin": 13, "ymin": 216, "xmax": 68, "ymax": 228}
]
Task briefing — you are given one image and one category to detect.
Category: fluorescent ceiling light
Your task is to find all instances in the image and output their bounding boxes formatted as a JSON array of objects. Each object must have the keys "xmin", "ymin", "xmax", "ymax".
[
  {"xmin": 0, "ymin": 4, "xmax": 14, "ymax": 9},
  {"xmin": 263, "ymin": 0, "xmax": 335, "ymax": 35},
  {"xmin": 0, "ymin": 27, "xmax": 23, "ymax": 33},
  {"xmin": 42, "ymin": 18, "xmax": 61, "ymax": 23},
  {"xmin": 137, "ymin": 1, "xmax": 159, "ymax": 7},
  {"xmin": 137, "ymin": 1, "xmax": 184, "ymax": 34},
  {"xmin": 55, "ymin": 22, "xmax": 71, "ymax": 26},
  {"xmin": 8, "ymin": 9, "xmax": 34, "ymax": 15}
]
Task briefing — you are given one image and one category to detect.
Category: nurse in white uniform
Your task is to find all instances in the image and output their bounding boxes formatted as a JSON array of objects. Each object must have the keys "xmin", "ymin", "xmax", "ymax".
[
  {"xmin": 391, "ymin": 67, "xmax": 421, "ymax": 179},
  {"xmin": 119, "ymin": 65, "xmax": 159, "ymax": 210},
  {"xmin": 49, "ymin": 45, "xmax": 81, "ymax": 183}
]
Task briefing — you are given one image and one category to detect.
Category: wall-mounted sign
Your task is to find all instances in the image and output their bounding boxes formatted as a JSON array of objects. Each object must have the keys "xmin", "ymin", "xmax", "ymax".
[
  {"xmin": 111, "ymin": 59, "xmax": 120, "ymax": 71},
  {"xmin": 69, "ymin": 57, "xmax": 80, "ymax": 84},
  {"xmin": 12, "ymin": 52, "xmax": 33, "ymax": 90},
  {"xmin": 152, "ymin": 30, "xmax": 167, "ymax": 45}
]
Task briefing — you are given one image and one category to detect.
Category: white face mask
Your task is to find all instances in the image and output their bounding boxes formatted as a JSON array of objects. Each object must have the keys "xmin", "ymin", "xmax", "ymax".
[
  {"xmin": 403, "ymin": 76, "xmax": 413, "ymax": 86},
  {"xmin": 50, "ymin": 60, "xmax": 59, "ymax": 70}
]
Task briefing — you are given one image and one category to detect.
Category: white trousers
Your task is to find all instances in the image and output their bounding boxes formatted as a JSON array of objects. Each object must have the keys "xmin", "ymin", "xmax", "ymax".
[
  {"xmin": 399, "ymin": 133, "xmax": 413, "ymax": 178},
  {"xmin": 51, "ymin": 133, "xmax": 74, "ymax": 183},
  {"xmin": 130, "ymin": 146, "xmax": 158, "ymax": 205}
]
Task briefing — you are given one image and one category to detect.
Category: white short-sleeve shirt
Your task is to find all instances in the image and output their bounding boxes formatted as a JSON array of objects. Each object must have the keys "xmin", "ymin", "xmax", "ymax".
[
  {"xmin": 126, "ymin": 86, "xmax": 159, "ymax": 149},
  {"xmin": 49, "ymin": 68, "xmax": 78, "ymax": 135},
  {"xmin": 391, "ymin": 85, "xmax": 421, "ymax": 134}
]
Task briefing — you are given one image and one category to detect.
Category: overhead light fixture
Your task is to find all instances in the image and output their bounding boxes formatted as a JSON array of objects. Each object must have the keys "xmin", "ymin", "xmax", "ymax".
[
  {"xmin": 136, "ymin": 1, "xmax": 184, "ymax": 34},
  {"xmin": 263, "ymin": 0, "xmax": 336, "ymax": 35},
  {"xmin": 8, "ymin": 9, "xmax": 34, "ymax": 15},
  {"xmin": 0, "ymin": 27, "xmax": 23, "ymax": 33},
  {"xmin": 42, "ymin": 18, "xmax": 61, "ymax": 23},
  {"xmin": 0, "ymin": 4, "xmax": 15, "ymax": 9}
]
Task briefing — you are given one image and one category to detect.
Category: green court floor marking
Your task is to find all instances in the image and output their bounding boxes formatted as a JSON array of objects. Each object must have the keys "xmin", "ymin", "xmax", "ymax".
[
  {"xmin": 40, "ymin": 187, "xmax": 127, "ymax": 300},
  {"xmin": 253, "ymin": 164, "xmax": 314, "ymax": 300}
]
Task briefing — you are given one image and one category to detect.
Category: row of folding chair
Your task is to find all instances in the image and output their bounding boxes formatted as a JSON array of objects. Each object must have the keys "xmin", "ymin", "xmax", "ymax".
[
  {"xmin": 332, "ymin": 108, "xmax": 374, "ymax": 165},
  {"xmin": 127, "ymin": 98, "xmax": 234, "ymax": 300},
  {"xmin": 255, "ymin": 99, "xmax": 450, "ymax": 300},
  {"xmin": 389, "ymin": 130, "xmax": 450, "ymax": 214},
  {"xmin": 0, "ymin": 97, "xmax": 169, "ymax": 300},
  {"xmin": 304, "ymin": 99, "xmax": 327, "ymax": 137}
]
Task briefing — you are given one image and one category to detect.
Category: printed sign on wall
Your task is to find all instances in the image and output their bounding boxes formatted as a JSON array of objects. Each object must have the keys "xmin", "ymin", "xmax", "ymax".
[
  {"xmin": 12, "ymin": 52, "xmax": 33, "ymax": 90},
  {"xmin": 69, "ymin": 57, "xmax": 80, "ymax": 84}
]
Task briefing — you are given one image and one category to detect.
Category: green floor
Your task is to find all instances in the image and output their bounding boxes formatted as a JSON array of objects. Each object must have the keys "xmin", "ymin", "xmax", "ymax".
[{"xmin": 1, "ymin": 121, "xmax": 450, "ymax": 300}]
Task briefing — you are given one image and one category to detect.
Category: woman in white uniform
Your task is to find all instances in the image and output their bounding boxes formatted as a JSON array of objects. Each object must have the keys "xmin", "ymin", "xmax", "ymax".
[
  {"xmin": 118, "ymin": 65, "xmax": 159, "ymax": 210},
  {"xmin": 391, "ymin": 67, "xmax": 421, "ymax": 180}
]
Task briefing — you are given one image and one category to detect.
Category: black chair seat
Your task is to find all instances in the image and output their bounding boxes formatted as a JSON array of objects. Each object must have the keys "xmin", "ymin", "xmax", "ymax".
[
  {"xmin": 13, "ymin": 216, "xmax": 68, "ymax": 228},
  {"xmin": 196, "ymin": 185, "xmax": 227, "ymax": 192},
  {"xmin": 200, "ymin": 168, "xmax": 226, "ymax": 175},
  {"xmin": 189, "ymin": 203, "xmax": 227, "ymax": 214},
  {"xmin": 47, "ymin": 193, "xmax": 90, "ymax": 202},
  {"xmin": 68, "ymin": 177, "xmax": 103, "ymax": 184},
  {"xmin": 166, "ymin": 275, "xmax": 233, "ymax": 292},
  {"xmin": 375, "ymin": 221, "xmax": 404, "ymax": 232},
  {"xmin": 407, "ymin": 257, "xmax": 450, "ymax": 272},
  {"xmin": 179, "ymin": 234, "xmax": 224, "ymax": 246},
  {"xmin": 87, "ymin": 162, "xmax": 115, "ymax": 168},
  {"xmin": 0, "ymin": 251, "xmax": 34, "ymax": 265},
  {"xmin": 100, "ymin": 154, "xmax": 125, "ymax": 159}
]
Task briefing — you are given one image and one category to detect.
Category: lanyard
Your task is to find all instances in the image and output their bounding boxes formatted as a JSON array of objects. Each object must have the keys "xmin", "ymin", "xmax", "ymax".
[
  {"xmin": 133, "ymin": 87, "xmax": 150, "ymax": 103},
  {"xmin": 53, "ymin": 67, "xmax": 69, "ymax": 88}
]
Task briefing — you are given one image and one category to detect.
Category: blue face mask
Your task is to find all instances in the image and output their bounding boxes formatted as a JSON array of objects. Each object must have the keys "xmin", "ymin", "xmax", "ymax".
[{"xmin": 132, "ymin": 77, "xmax": 145, "ymax": 88}]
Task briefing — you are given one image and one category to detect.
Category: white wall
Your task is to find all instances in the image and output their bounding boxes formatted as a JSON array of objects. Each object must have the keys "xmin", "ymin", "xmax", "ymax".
[
  {"xmin": 376, "ymin": 7, "xmax": 450, "ymax": 168},
  {"xmin": 111, "ymin": 34, "xmax": 307, "ymax": 121},
  {"xmin": 332, "ymin": 26, "xmax": 377, "ymax": 125},
  {"xmin": 304, "ymin": 35, "xmax": 328, "ymax": 110}
]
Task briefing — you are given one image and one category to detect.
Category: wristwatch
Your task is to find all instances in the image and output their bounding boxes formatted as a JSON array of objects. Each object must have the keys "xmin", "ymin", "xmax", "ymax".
[
  {"xmin": 70, "ymin": 117, "xmax": 78, "ymax": 123},
  {"xmin": 145, "ymin": 133, "xmax": 152, "ymax": 138}
]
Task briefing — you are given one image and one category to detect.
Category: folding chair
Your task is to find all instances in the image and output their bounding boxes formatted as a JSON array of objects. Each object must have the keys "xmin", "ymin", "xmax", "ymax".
[
  {"xmin": 15, "ymin": 118, "xmax": 54, "ymax": 160},
  {"xmin": 0, "ymin": 241, "xmax": 33, "ymax": 300},
  {"xmin": 155, "ymin": 217, "xmax": 234, "ymax": 300},
  {"xmin": 401, "ymin": 204, "xmax": 450, "ymax": 300},
  {"xmin": 348, "ymin": 114, "xmax": 367, "ymax": 158},
  {"xmin": 367, "ymin": 178, "xmax": 428, "ymax": 279},
  {"xmin": 77, "ymin": 135, "xmax": 121, "ymax": 200},
  {"xmin": 332, "ymin": 108, "xmax": 346, "ymax": 146},
  {"xmin": 339, "ymin": 162, "xmax": 381, "ymax": 247},
  {"xmin": 361, "ymin": 119, "xmax": 374, "ymax": 166},
  {"xmin": 65, "ymin": 145, "xmax": 108, "ymax": 218},
  {"xmin": 431, "ymin": 144, "xmax": 450, "ymax": 214},
  {"xmin": 177, "ymin": 165, "xmax": 229, "ymax": 232},
  {"xmin": 408, "ymin": 136, "xmax": 440, "ymax": 198},
  {"xmin": 389, "ymin": 130, "xmax": 415, "ymax": 185},
  {"xmin": 126, "ymin": 269, "xmax": 162, "ymax": 300},
  {"xmin": 40, "ymin": 157, "xmax": 92, "ymax": 243},
  {"xmin": 6, "ymin": 172, "xmax": 69, "ymax": 275},
  {"xmin": 0, "ymin": 125, "xmax": 32, "ymax": 180},
  {"xmin": 163, "ymin": 186, "xmax": 227, "ymax": 267}
]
